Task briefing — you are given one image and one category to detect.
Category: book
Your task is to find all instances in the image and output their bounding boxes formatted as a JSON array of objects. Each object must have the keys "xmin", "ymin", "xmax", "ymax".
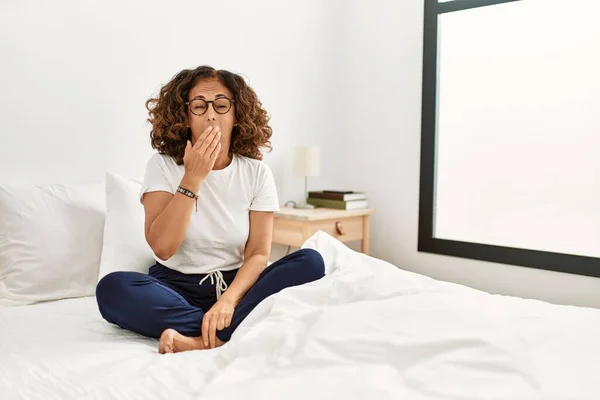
[
  {"xmin": 308, "ymin": 191, "xmax": 367, "ymax": 201},
  {"xmin": 306, "ymin": 198, "xmax": 369, "ymax": 210}
]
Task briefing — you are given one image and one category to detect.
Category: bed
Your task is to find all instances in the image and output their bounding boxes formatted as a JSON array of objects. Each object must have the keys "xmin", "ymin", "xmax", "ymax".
[
  {"xmin": 1, "ymin": 230, "xmax": 600, "ymax": 400},
  {"xmin": 1, "ymin": 175, "xmax": 600, "ymax": 400}
]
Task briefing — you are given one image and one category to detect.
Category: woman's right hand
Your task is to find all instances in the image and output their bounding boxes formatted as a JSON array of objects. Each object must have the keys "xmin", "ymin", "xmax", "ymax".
[{"xmin": 183, "ymin": 126, "xmax": 222, "ymax": 181}]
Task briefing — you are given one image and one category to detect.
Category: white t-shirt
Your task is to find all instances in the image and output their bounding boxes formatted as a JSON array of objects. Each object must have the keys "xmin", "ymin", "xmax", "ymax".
[{"xmin": 139, "ymin": 152, "xmax": 280, "ymax": 274}]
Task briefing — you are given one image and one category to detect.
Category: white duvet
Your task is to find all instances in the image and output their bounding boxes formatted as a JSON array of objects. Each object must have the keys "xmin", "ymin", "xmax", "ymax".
[{"xmin": 1, "ymin": 232, "xmax": 599, "ymax": 400}]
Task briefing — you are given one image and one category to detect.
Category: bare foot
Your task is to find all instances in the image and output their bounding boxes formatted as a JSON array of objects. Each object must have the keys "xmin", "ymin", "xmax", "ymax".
[{"xmin": 158, "ymin": 329, "xmax": 224, "ymax": 354}]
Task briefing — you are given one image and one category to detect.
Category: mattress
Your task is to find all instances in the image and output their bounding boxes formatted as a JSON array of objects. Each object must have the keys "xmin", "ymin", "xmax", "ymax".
[{"xmin": 1, "ymin": 232, "xmax": 600, "ymax": 400}]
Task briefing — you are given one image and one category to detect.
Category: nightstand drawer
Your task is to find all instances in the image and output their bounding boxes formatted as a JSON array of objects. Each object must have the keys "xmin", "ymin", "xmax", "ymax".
[
  {"xmin": 272, "ymin": 218, "xmax": 306, "ymax": 247},
  {"xmin": 272, "ymin": 207, "xmax": 373, "ymax": 254},
  {"xmin": 307, "ymin": 216, "xmax": 363, "ymax": 242}
]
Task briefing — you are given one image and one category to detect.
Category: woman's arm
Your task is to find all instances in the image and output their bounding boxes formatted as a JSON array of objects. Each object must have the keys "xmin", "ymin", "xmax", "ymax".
[
  {"xmin": 221, "ymin": 210, "xmax": 274, "ymax": 304},
  {"xmin": 143, "ymin": 127, "xmax": 221, "ymax": 260},
  {"xmin": 142, "ymin": 173, "xmax": 203, "ymax": 261}
]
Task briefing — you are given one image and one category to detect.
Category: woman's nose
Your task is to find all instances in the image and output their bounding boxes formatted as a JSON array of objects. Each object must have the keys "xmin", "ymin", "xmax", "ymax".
[{"xmin": 206, "ymin": 105, "xmax": 217, "ymax": 120}]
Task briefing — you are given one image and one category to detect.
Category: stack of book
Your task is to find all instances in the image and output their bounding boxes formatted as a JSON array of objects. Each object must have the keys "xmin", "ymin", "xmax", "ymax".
[{"xmin": 306, "ymin": 190, "xmax": 368, "ymax": 210}]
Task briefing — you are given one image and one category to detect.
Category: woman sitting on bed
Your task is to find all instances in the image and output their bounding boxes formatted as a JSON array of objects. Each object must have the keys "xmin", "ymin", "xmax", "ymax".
[{"xmin": 96, "ymin": 65, "xmax": 325, "ymax": 353}]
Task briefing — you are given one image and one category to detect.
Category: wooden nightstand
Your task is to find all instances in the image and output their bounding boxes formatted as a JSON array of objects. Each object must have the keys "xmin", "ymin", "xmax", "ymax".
[{"xmin": 272, "ymin": 207, "xmax": 375, "ymax": 254}]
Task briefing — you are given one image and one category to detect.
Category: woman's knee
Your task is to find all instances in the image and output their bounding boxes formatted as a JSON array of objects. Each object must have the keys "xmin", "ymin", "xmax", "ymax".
[
  {"xmin": 96, "ymin": 271, "xmax": 140, "ymax": 310},
  {"xmin": 296, "ymin": 248, "xmax": 325, "ymax": 280}
]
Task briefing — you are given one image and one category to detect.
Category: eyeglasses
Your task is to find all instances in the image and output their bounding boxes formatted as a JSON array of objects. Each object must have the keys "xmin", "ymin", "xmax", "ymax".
[{"xmin": 185, "ymin": 97, "xmax": 234, "ymax": 116}]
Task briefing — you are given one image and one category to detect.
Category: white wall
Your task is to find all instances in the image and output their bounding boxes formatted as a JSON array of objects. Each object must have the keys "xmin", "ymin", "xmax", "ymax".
[
  {"xmin": 0, "ymin": 0, "xmax": 328, "ymax": 206},
  {"xmin": 317, "ymin": 0, "xmax": 600, "ymax": 309}
]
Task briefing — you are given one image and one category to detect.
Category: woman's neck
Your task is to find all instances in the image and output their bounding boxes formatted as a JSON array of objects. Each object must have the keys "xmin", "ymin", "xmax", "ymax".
[{"xmin": 213, "ymin": 152, "xmax": 233, "ymax": 171}]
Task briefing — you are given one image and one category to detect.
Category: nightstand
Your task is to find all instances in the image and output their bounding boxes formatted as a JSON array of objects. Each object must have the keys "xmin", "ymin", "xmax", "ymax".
[{"xmin": 272, "ymin": 207, "xmax": 375, "ymax": 254}]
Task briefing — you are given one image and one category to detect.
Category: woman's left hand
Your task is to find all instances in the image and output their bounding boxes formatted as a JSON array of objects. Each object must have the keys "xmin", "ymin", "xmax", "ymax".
[{"xmin": 201, "ymin": 297, "xmax": 236, "ymax": 348}]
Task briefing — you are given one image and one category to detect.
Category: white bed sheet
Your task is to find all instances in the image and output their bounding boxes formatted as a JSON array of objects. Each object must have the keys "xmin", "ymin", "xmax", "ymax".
[{"xmin": 1, "ymin": 231, "xmax": 600, "ymax": 400}]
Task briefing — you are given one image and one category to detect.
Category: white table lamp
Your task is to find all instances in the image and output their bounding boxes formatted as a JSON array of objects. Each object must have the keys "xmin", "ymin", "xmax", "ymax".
[{"xmin": 292, "ymin": 146, "xmax": 320, "ymax": 209}]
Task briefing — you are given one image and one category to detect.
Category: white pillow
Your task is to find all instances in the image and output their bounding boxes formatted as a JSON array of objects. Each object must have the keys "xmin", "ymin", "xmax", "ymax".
[
  {"xmin": 97, "ymin": 172, "xmax": 155, "ymax": 282},
  {"xmin": 0, "ymin": 182, "xmax": 106, "ymax": 306}
]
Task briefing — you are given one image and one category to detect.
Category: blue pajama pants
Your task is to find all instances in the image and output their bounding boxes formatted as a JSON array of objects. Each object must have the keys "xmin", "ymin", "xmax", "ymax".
[{"xmin": 95, "ymin": 249, "xmax": 325, "ymax": 342}]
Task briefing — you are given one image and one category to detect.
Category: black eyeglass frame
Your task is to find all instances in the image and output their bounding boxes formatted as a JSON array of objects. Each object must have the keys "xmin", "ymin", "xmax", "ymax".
[{"xmin": 184, "ymin": 97, "xmax": 235, "ymax": 116}]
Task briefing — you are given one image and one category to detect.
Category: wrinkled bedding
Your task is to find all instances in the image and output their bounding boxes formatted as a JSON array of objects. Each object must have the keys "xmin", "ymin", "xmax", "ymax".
[{"xmin": 1, "ymin": 232, "xmax": 599, "ymax": 400}]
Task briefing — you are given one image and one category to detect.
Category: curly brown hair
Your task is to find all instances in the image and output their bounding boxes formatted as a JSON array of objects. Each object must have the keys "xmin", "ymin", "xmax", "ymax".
[{"xmin": 145, "ymin": 65, "xmax": 273, "ymax": 164}]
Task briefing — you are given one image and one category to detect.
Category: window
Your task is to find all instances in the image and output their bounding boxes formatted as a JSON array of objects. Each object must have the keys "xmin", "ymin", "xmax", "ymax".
[{"xmin": 419, "ymin": 0, "xmax": 600, "ymax": 278}]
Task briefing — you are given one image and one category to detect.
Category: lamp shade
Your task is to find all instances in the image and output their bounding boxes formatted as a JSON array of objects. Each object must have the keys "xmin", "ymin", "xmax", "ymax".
[{"xmin": 292, "ymin": 146, "xmax": 320, "ymax": 177}]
